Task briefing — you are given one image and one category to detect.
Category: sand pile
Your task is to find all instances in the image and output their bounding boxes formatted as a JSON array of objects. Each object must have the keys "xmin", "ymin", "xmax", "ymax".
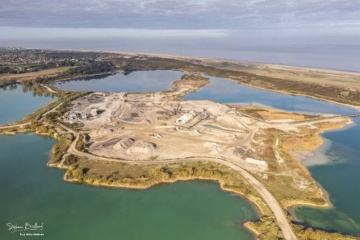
[
  {"xmin": 127, "ymin": 141, "xmax": 157, "ymax": 154},
  {"xmin": 121, "ymin": 109, "xmax": 144, "ymax": 119},
  {"xmin": 113, "ymin": 138, "xmax": 135, "ymax": 150},
  {"xmin": 232, "ymin": 146, "xmax": 246, "ymax": 157},
  {"xmin": 150, "ymin": 133, "xmax": 162, "ymax": 139},
  {"xmin": 204, "ymin": 142, "xmax": 223, "ymax": 155}
]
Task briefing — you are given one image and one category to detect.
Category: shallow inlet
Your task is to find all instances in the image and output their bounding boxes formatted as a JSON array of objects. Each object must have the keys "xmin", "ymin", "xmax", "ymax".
[
  {"xmin": 290, "ymin": 118, "xmax": 360, "ymax": 236},
  {"xmin": 0, "ymin": 134, "xmax": 258, "ymax": 240}
]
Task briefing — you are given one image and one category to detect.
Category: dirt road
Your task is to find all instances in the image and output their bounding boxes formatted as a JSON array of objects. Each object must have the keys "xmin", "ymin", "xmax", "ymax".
[
  {"xmin": 40, "ymin": 84, "xmax": 57, "ymax": 94},
  {"xmin": 0, "ymin": 123, "xmax": 29, "ymax": 129}
]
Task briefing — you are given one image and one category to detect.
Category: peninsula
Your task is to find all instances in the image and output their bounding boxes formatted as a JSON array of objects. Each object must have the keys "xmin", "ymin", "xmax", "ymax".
[{"xmin": 1, "ymin": 48, "xmax": 359, "ymax": 240}]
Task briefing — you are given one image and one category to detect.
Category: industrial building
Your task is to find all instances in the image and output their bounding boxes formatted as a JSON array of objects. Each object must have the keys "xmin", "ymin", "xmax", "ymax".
[{"xmin": 176, "ymin": 111, "xmax": 197, "ymax": 124}]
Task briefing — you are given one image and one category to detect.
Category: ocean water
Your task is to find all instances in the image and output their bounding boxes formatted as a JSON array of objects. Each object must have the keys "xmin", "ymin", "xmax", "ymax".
[{"xmin": 1, "ymin": 33, "xmax": 360, "ymax": 72}]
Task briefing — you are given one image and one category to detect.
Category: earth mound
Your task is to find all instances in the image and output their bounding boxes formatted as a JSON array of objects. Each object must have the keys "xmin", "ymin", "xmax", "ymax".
[
  {"xmin": 127, "ymin": 141, "xmax": 157, "ymax": 154},
  {"xmin": 113, "ymin": 138, "xmax": 135, "ymax": 150}
]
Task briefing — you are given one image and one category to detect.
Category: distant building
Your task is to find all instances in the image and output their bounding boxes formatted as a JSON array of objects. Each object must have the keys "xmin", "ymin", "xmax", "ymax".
[{"xmin": 176, "ymin": 111, "xmax": 197, "ymax": 124}]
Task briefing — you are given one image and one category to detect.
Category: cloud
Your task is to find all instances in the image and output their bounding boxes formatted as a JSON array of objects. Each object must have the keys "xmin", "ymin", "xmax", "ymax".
[
  {"xmin": 0, "ymin": 27, "xmax": 229, "ymax": 40},
  {"xmin": 0, "ymin": 0, "xmax": 359, "ymax": 29}
]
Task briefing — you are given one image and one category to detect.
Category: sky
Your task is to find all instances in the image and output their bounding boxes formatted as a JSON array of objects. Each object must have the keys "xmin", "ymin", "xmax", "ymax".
[
  {"xmin": 1, "ymin": 1, "xmax": 359, "ymax": 71},
  {"xmin": 1, "ymin": 0, "xmax": 360, "ymax": 30}
]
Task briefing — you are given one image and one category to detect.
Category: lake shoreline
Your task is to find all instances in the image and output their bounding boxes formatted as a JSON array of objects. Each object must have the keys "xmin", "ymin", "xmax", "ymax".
[
  {"xmin": 2, "ymin": 51, "xmax": 360, "ymax": 239},
  {"xmin": 232, "ymin": 79, "xmax": 360, "ymax": 112},
  {"xmin": 61, "ymin": 164, "xmax": 269, "ymax": 238},
  {"xmin": 1, "ymin": 83, "xmax": 356, "ymax": 239},
  {"xmin": 3, "ymin": 49, "xmax": 360, "ymax": 109}
]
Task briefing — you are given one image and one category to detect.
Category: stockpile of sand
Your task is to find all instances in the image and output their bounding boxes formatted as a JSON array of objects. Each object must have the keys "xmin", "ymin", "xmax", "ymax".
[
  {"xmin": 127, "ymin": 141, "xmax": 157, "ymax": 154},
  {"xmin": 150, "ymin": 133, "xmax": 162, "ymax": 139},
  {"xmin": 120, "ymin": 109, "xmax": 144, "ymax": 119},
  {"xmin": 113, "ymin": 138, "xmax": 135, "ymax": 150},
  {"xmin": 203, "ymin": 141, "xmax": 223, "ymax": 155},
  {"xmin": 232, "ymin": 146, "xmax": 246, "ymax": 157}
]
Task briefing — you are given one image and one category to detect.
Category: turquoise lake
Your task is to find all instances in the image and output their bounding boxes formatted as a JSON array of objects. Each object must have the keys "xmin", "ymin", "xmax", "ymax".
[
  {"xmin": 54, "ymin": 70, "xmax": 184, "ymax": 92},
  {"xmin": 0, "ymin": 84, "xmax": 56, "ymax": 124},
  {"xmin": 0, "ymin": 134, "xmax": 258, "ymax": 240}
]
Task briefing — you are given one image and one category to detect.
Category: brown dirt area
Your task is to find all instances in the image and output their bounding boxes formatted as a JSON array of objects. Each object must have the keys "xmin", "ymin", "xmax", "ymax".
[{"xmin": 0, "ymin": 67, "xmax": 70, "ymax": 82}]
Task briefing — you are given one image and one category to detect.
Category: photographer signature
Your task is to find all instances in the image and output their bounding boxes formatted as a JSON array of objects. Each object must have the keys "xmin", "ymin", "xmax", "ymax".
[{"xmin": 6, "ymin": 222, "xmax": 43, "ymax": 233}]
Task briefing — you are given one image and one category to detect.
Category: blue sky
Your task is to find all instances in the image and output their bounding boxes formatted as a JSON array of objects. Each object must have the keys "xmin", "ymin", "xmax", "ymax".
[{"xmin": 1, "ymin": 0, "xmax": 360, "ymax": 30}]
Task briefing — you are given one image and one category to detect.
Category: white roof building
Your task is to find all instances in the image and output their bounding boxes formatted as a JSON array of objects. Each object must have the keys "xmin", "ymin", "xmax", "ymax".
[{"xmin": 176, "ymin": 111, "xmax": 197, "ymax": 125}]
